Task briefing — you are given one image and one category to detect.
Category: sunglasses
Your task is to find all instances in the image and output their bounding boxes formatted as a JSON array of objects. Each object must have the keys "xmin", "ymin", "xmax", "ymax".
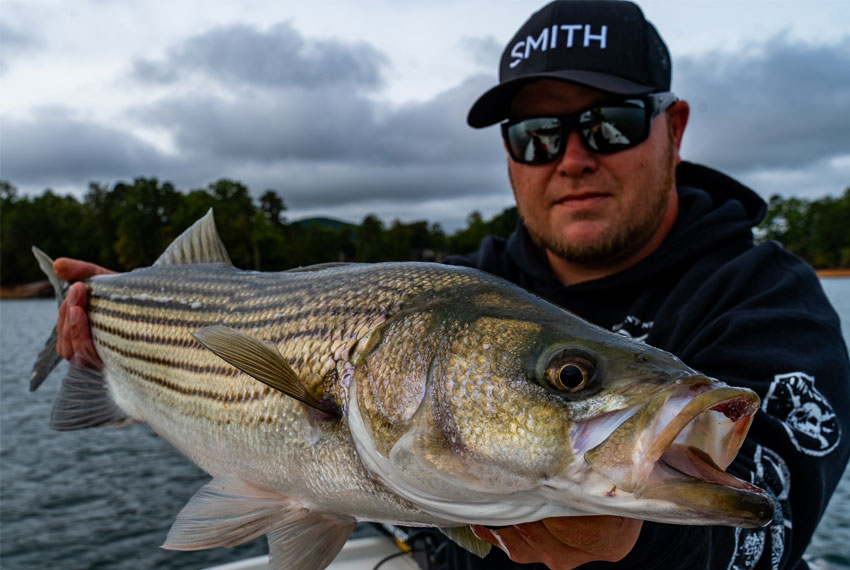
[{"xmin": 501, "ymin": 92, "xmax": 679, "ymax": 165}]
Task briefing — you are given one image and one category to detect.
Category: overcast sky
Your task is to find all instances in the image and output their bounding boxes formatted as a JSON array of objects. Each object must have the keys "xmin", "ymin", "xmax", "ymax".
[{"xmin": 2, "ymin": 0, "xmax": 849, "ymax": 231}]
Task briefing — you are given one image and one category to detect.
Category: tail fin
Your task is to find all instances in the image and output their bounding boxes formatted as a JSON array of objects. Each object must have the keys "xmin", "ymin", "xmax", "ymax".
[
  {"xmin": 30, "ymin": 247, "xmax": 65, "ymax": 392},
  {"xmin": 29, "ymin": 247, "xmax": 132, "ymax": 430},
  {"xmin": 32, "ymin": 247, "xmax": 65, "ymax": 302}
]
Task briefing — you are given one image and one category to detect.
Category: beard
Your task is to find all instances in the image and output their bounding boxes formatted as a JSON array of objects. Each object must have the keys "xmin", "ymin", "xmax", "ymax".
[{"xmin": 514, "ymin": 131, "xmax": 677, "ymax": 267}]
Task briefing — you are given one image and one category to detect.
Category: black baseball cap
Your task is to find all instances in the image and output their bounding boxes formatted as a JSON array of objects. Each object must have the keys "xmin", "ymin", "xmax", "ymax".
[{"xmin": 467, "ymin": 0, "xmax": 671, "ymax": 128}]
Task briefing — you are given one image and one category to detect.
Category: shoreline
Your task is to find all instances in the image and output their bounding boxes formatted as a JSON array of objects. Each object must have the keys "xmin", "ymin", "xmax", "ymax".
[
  {"xmin": 0, "ymin": 280, "xmax": 52, "ymax": 299},
  {"xmin": 817, "ymin": 269, "xmax": 850, "ymax": 278}
]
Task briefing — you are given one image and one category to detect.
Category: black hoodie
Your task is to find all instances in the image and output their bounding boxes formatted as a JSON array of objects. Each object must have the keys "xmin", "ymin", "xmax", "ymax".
[{"xmin": 432, "ymin": 161, "xmax": 850, "ymax": 570}]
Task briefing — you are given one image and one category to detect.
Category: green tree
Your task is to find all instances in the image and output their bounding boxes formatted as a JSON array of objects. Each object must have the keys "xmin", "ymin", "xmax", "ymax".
[
  {"xmin": 386, "ymin": 220, "xmax": 413, "ymax": 260},
  {"xmin": 449, "ymin": 211, "xmax": 489, "ymax": 253},
  {"xmin": 758, "ymin": 190, "xmax": 850, "ymax": 269},
  {"xmin": 82, "ymin": 182, "xmax": 121, "ymax": 269},
  {"xmin": 110, "ymin": 178, "xmax": 182, "ymax": 269},
  {"xmin": 355, "ymin": 215, "xmax": 386, "ymax": 262},
  {"xmin": 205, "ymin": 179, "xmax": 256, "ymax": 268},
  {"xmin": 260, "ymin": 190, "xmax": 287, "ymax": 227},
  {"xmin": 1, "ymin": 188, "xmax": 94, "ymax": 284}
]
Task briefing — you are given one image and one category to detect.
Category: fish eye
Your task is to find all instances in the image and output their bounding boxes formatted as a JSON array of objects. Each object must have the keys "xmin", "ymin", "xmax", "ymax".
[{"xmin": 544, "ymin": 351, "xmax": 595, "ymax": 393}]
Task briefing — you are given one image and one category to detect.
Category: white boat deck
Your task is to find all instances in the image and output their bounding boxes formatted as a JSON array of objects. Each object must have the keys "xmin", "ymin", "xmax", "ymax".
[{"xmin": 204, "ymin": 535, "xmax": 421, "ymax": 570}]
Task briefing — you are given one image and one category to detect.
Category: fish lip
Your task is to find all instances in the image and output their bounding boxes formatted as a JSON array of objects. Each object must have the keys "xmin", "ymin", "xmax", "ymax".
[
  {"xmin": 644, "ymin": 383, "xmax": 761, "ymax": 472},
  {"xmin": 583, "ymin": 379, "xmax": 772, "ymax": 525},
  {"xmin": 639, "ymin": 445, "xmax": 775, "ymax": 527}
]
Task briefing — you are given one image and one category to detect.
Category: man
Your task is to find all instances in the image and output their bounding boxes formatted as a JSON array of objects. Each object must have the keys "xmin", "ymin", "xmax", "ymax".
[{"xmin": 52, "ymin": 1, "xmax": 850, "ymax": 569}]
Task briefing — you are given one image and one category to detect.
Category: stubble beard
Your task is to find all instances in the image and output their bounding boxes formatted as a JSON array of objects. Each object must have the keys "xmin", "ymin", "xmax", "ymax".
[{"xmin": 514, "ymin": 136, "xmax": 677, "ymax": 267}]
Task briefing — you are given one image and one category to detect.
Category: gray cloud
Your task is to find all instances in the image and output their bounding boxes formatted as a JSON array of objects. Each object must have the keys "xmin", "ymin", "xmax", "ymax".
[
  {"xmin": 1, "ymin": 108, "xmax": 171, "ymax": 187},
  {"xmin": 676, "ymin": 34, "xmax": 850, "ymax": 179},
  {"xmin": 132, "ymin": 22, "xmax": 387, "ymax": 90},
  {"xmin": 138, "ymin": 88, "xmax": 378, "ymax": 162},
  {"xmin": 135, "ymin": 74, "xmax": 499, "ymax": 168}
]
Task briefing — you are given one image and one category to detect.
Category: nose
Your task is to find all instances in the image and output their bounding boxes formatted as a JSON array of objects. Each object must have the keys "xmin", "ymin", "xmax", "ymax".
[{"xmin": 555, "ymin": 129, "xmax": 598, "ymax": 177}]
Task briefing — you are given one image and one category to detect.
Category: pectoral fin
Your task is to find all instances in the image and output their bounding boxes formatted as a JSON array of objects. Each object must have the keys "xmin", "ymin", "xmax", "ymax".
[
  {"xmin": 163, "ymin": 477, "xmax": 357, "ymax": 570},
  {"xmin": 192, "ymin": 325, "xmax": 338, "ymax": 416},
  {"xmin": 440, "ymin": 526, "xmax": 492, "ymax": 558}
]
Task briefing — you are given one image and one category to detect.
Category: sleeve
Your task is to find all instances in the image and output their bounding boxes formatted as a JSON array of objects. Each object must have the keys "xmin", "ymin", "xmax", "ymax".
[{"xmin": 654, "ymin": 244, "xmax": 850, "ymax": 570}]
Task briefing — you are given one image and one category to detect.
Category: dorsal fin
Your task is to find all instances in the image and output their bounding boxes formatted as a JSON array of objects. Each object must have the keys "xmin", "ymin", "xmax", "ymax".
[{"xmin": 154, "ymin": 209, "xmax": 232, "ymax": 266}]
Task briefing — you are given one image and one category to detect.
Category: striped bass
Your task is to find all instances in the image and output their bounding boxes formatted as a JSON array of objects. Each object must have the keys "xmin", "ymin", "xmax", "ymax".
[{"xmin": 30, "ymin": 210, "xmax": 773, "ymax": 570}]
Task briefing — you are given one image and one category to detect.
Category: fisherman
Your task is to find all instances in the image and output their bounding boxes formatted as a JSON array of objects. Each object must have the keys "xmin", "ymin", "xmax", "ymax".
[{"xmin": 51, "ymin": 1, "xmax": 850, "ymax": 569}]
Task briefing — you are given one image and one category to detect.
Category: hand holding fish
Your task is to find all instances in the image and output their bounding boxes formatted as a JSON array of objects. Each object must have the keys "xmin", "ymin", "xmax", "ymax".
[
  {"xmin": 54, "ymin": 258, "xmax": 112, "ymax": 366},
  {"xmin": 471, "ymin": 516, "xmax": 643, "ymax": 569}
]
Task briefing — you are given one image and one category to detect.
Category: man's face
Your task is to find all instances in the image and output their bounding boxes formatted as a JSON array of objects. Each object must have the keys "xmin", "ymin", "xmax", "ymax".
[{"xmin": 507, "ymin": 80, "xmax": 684, "ymax": 268}]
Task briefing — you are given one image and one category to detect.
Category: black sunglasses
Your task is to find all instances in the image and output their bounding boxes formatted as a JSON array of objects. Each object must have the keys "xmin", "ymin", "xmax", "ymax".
[{"xmin": 501, "ymin": 92, "xmax": 679, "ymax": 165}]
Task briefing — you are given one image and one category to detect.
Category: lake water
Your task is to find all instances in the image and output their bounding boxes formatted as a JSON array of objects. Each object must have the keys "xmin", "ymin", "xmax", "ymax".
[{"xmin": 1, "ymin": 279, "xmax": 849, "ymax": 570}]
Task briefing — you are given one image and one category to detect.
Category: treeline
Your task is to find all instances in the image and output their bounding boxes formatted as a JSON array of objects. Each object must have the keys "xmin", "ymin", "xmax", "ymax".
[
  {"xmin": 758, "ymin": 188, "xmax": 850, "ymax": 269},
  {"xmin": 0, "ymin": 178, "xmax": 517, "ymax": 286},
  {"xmin": 2, "ymin": 178, "xmax": 847, "ymax": 287}
]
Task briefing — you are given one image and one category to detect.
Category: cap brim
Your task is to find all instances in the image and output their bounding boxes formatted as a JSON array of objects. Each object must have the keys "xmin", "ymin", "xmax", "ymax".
[{"xmin": 467, "ymin": 71, "xmax": 656, "ymax": 128}]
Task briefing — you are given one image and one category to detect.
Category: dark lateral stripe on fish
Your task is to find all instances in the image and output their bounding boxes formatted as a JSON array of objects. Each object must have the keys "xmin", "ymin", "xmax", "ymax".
[
  {"xmin": 97, "ymin": 337, "xmax": 237, "ymax": 376},
  {"xmin": 90, "ymin": 302, "xmax": 381, "ymax": 332},
  {"xmin": 91, "ymin": 321, "xmax": 201, "ymax": 347},
  {"xmin": 89, "ymin": 295, "xmax": 368, "ymax": 320},
  {"xmin": 117, "ymin": 360, "xmax": 272, "ymax": 405},
  {"xmin": 91, "ymin": 275, "xmax": 328, "ymax": 301},
  {"xmin": 92, "ymin": 320, "xmax": 346, "ymax": 354}
]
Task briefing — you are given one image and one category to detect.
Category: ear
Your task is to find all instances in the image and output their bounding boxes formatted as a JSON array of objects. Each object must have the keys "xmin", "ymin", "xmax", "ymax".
[{"xmin": 667, "ymin": 100, "xmax": 690, "ymax": 164}]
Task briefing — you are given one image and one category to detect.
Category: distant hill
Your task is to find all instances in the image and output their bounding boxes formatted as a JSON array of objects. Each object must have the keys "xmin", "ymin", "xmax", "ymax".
[{"xmin": 289, "ymin": 217, "xmax": 358, "ymax": 231}]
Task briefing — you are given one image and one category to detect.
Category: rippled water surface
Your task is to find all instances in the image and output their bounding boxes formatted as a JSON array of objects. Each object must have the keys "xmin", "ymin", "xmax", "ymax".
[{"xmin": 2, "ymin": 279, "xmax": 849, "ymax": 569}]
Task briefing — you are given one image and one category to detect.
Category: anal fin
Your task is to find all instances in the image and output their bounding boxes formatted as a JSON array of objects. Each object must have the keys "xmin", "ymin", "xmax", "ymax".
[
  {"xmin": 163, "ymin": 477, "xmax": 356, "ymax": 570},
  {"xmin": 51, "ymin": 364, "xmax": 132, "ymax": 431},
  {"xmin": 267, "ymin": 511, "xmax": 356, "ymax": 570}
]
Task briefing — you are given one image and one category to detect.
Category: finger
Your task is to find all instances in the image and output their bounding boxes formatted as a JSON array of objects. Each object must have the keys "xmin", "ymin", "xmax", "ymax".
[
  {"xmin": 541, "ymin": 516, "xmax": 643, "ymax": 561},
  {"xmin": 472, "ymin": 526, "xmax": 532, "ymax": 562},
  {"xmin": 471, "ymin": 525, "xmax": 538, "ymax": 566},
  {"xmin": 53, "ymin": 258, "xmax": 114, "ymax": 282},
  {"xmin": 69, "ymin": 305, "xmax": 101, "ymax": 368},
  {"xmin": 57, "ymin": 294, "xmax": 70, "ymax": 359},
  {"xmin": 57, "ymin": 284, "xmax": 80, "ymax": 360},
  {"xmin": 511, "ymin": 522, "xmax": 599, "ymax": 569},
  {"xmin": 474, "ymin": 523, "xmax": 579, "ymax": 569},
  {"xmin": 469, "ymin": 525, "xmax": 498, "ymax": 546}
]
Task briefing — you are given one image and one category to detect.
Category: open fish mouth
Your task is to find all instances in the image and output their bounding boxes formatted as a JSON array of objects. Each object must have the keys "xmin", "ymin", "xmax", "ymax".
[{"xmin": 584, "ymin": 380, "xmax": 774, "ymax": 527}]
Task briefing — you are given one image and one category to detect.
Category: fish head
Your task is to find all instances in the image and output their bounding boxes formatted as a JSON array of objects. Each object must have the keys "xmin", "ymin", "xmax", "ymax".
[{"xmin": 350, "ymin": 273, "xmax": 773, "ymax": 528}]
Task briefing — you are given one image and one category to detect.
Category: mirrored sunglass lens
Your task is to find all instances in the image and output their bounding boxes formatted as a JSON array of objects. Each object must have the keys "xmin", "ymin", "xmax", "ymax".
[
  {"xmin": 508, "ymin": 118, "xmax": 563, "ymax": 163},
  {"xmin": 580, "ymin": 105, "xmax": 647, "ymax": 152}
]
